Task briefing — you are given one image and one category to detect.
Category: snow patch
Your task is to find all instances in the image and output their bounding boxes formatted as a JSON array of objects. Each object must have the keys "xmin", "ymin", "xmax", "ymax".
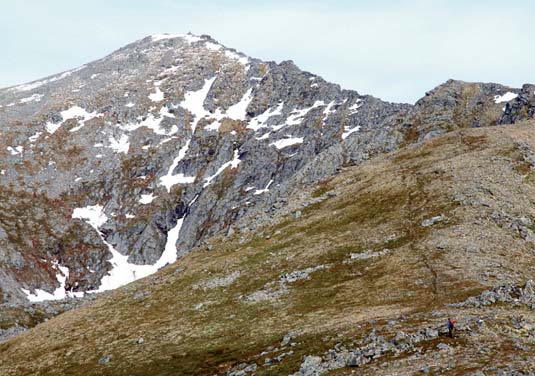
[
  {"xmin": 256, "ymin": 132, "xmax": 271, "ymax": 140},
  {"xmin": 159, "ymin": 106, "xmax": 175, "ymax": 118},
  {"xmin": 93, "ymin": 231, "xmax": 170, "ymax": 293},
  {"xmin": 180, "ymin": 76, "xmax": 217, "ymax": 131},
  {"xmin": 270, "ymin": 137, "xmax": 304, "ymax": 150},
  {"xmin": 28, "ymin": 132, "xmax": 42, "ymax": 143},
  {"xmin": 72, "ymin": 205, "xmax": 108, "ymax": 229},
  {"xmin": 247, "ymin": 102, "xmax": 284, "ymax": 131},
  {"xmin": 226, "ymin": 88, "xmax": 254, "ymax": 121},
  {"xmin": 205, "ymin": 42, "xmax": 222, "ymax": 51},
  {"xmin": 19, "ymin": 93, "xmax": 43, "ymax": 104},
  {"xmin": 203, "ymin": 149, "xmax": 241, "ymax": 187},
  {"xmin": 158, "ymin": 136, "xmax": 177, "ymax": 146},
  {"xmin": 72, "ymin": 203, "xmax": 185, "ymax": 294},
  {"xmin": 108, "ymin": 134, "xmax": 130, "ymax": 154},
  {"xmin": 494, "ymin": 92, "xmax": 518, "ymax": 104},
  {"xmin": 160, "ymin": 170, "xmax": 196, "ymax": 192},
  {"xmin": 348, "ymin": 99, "xmax": 363, "ymax": 114},
  {"xmin": 139, "ymin": 193, "xmax": 157, "ymax": 205},
  {"xmin": 159, "ymin": 77, "xmax": 217, "ymax": 190},
  {"xmin": 157, "ymin": 218, "xmax": 183, "ymax": 268},
  {"xmin": 45, "ymin": 106, "xmax": 101, "ymax": 134},
  {"xmin": 224, "ymin": 50, "xmax": 249, "ymax": 65},
  {"xmin": 323, "ymin": 101, "xmax": 336, "ymax": 118},
  {"xmin": 284, "ymin": 101, "xmax": 325, "ymax": 127},
  {"xmin": 7, "ymin": 146, "xmax": 23, "ymax": 155},
  {"xmin": 45, "ymin": 122, "xmax": 63, "ymax": 134},
  {"xmin": 21, "ymin": 261, "xmax": 82, "ymax": 302},
  {"xmin": 342, "ymin": 125, "xmax": 361, "ymax": 140},
  {"xmin": 204, "ymin": 88, "xmax": 255, "ymax": 131},
  {"xmin": 254, "ymin": 180, "xmax": 273, "ymax": 195},
  {"xmin": 121, "ymin": 112, "xmax": 178, "ymax": 136},
  {"xmin": 148, "ymin": 85, "xmax": 165, "ymax": 102}
]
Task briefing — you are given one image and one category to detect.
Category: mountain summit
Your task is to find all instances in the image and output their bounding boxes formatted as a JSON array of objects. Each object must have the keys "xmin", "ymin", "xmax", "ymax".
[{"xmin": 0, "ymin": 33, "xmax": 410, "ymax": 304}]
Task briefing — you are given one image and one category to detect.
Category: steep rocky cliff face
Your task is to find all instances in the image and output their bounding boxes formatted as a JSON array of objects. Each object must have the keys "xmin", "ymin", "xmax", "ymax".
[
  {"xmin": 0, "ymin": 33, "xmax": 409, "ymax": 307},
  {"xmin": 0, "ymin": 33, "xmax": 531, "ymax": 326},
  {"xmin": 499, "ymin": 83, "xmax": 535, "ymax": 124}
]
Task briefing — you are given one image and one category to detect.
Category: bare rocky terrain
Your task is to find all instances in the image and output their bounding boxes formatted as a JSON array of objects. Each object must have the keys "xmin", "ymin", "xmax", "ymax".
[
  {"xmin": 1, "ymin": 33, "xmax": 535, "ymax": 375},
  {"xmin": 0, "ymin": 33, "xmax": 410, "ymax": 307}
]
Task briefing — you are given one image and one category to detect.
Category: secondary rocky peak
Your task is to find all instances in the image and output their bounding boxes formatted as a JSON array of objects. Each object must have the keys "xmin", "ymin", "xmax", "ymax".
[
  {"xmin": 419, "ymin": 79, "xmax": 517, "ymax": 104},
  {"xmin": 401, "ymin": 79, "xmax": 521, "ymax": 142}
]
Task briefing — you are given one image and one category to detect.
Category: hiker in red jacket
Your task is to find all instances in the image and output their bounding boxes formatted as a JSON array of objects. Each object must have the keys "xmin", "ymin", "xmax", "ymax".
[{"xmin": 447, "ymin": 318, "xmax": 455, "ymax": 338}]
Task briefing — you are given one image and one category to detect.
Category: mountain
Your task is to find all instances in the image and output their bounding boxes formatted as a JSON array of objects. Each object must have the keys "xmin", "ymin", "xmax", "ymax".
[
  {"xmin": 1, "ymin": 33, "xmax": 535, "ymax": 374},
  {"xmin": 0, "ymin": 33, "xmax": 413, "ymax": 309}
]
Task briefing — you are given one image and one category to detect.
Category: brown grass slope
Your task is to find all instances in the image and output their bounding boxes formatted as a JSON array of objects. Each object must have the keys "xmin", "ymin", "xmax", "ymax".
[{"xmin": 3, "ymin": 123, "xmax": 535, "ymax": 375}]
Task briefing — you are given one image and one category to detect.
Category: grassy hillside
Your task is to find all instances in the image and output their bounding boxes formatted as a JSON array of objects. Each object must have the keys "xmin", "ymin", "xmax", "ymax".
[{"xmin": 3, "ymin": 123, "xmax": 535, "ymax": 375}]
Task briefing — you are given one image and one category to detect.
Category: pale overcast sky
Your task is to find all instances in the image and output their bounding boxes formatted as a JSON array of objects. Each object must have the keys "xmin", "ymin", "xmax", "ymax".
[{"xmin": 1, "ymin": 0, "xmax": 533, "ymax": 103}]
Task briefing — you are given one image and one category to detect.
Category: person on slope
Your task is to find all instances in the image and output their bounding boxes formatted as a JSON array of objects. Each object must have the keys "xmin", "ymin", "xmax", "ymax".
[{"xmin": 447, "ymin": 318, "xmax": 455, "ymax": 338}]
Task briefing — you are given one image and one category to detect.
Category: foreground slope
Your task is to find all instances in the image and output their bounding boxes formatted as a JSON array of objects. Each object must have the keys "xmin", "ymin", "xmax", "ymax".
[{"xmin": 3, "ymin": 122, "xmax": 535, "ymax": 375}]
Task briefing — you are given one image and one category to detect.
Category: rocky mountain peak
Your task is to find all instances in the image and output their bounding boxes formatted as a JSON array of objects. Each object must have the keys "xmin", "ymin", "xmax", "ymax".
[
  {"xmin": 0, "ymin": 33, "xmax": 402, "ymax": 308},
  {"xmin": 400, "ymin": 79, "xmax": 523, "ymax": 142}
]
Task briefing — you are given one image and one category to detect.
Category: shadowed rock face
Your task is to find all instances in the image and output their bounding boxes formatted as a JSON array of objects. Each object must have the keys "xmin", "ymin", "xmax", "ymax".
[
  {"xmin": 499, "ymin": 83, "xmax": 535, "ymax": 125},
  {"xmin": 0, "ymin": 33, "xmax": 530, "ymax": 315}
]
